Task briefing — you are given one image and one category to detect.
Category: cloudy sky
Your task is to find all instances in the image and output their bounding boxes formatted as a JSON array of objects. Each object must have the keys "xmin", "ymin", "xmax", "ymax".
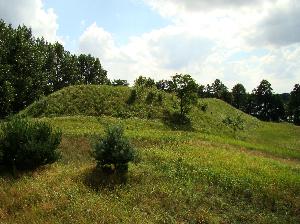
[{"xmin": 0, "ymin": 0, "xmax": 299, "ymax": 93}]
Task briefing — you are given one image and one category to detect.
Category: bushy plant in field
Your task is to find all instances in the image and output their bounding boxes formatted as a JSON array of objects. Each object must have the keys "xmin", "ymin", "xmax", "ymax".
[
  {"xmin": 223, "ymin": 114, "xmax": 245, "ymax": 133},
  {"xmin": 145, "ymin": 91, "xmax": 156, "ymax": 104},
  {"xmin": 199, "ymin": 102, "xmax": 208, "ymax": 112},
  {"xmin": 93, "ymin": 125, "xmax": 135, "ymax": 175},
  {"xmin": 0, "ymin": 117, "xmax": 61, "ymax": 173},
  {"xmin": 126, "ymin": 89, "xmax": 137, "ymax": 105}
]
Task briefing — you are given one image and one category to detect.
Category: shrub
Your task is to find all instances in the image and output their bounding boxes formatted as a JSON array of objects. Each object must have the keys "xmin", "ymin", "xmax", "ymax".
[
  {"xmin": 126, "ymin": 89, "xmax": 137, "ymax": 105},
  {"xmin": 0, "ymin": 117, "xmax": 61, "ymax": 172},
  {"xmin": 199, "ymin": 102, "xmax": 208, "ymax": 112},
  {"xmin": 162, "ymin": 110, "xmax": 193, "ymax": 131},
  {"xmin": 157, "ymin": 93, "xmax": 163, "ymax": 104},
  {"xmin": 145, "ymin": 91, "xmax": 155, "ymax": 104},
  {"xmin": 93, "ymin": 125, "xmax": 135, "ymax": 175},
  {"xmin": 222, "ymin": 114, "xmax": 245, "ymax": 133}
]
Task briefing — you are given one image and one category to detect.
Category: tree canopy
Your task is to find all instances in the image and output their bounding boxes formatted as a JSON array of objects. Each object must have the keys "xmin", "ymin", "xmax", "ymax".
[
  {"xmin": 169, "ymin": 74, "xmax": 198, "ymax": 117},
  {"xmin": 0, "ymin": 20, "xmax": 109, "ymax": 117},
  {"xmin": 288, "ymin": 84, "xmax": 300, "ymax": 125}
]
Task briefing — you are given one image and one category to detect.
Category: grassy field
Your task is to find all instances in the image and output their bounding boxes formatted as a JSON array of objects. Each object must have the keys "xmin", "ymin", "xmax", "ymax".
[
  {"xmin": 0, "ymin": 115, "xmax": 299, "ymax": 223},
  {"xmin": 1, "ymin": 85, "xmax": 300, "ymax": 223}
]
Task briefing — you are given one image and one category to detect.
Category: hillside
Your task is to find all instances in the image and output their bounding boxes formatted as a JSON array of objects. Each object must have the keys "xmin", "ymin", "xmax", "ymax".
[
  {"xmin": 1, "ymin": 85, "xmax": 299, "ymax": 223},
  {"xmin": 21, "ymin": 85, "xmax": 300, "ymax": 159},
  {"xmin": 21, "ymin": 84, "xmax": 258, "ymax": 136}
]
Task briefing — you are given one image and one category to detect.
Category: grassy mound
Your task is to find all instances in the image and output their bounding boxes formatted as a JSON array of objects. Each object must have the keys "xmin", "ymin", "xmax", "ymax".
[
  {"xmin": 21, "ymin": 85, "xmax": 173, "ymax": 119},
  {"xmin": 20, "ymin": 85, "xmax": 259, "ymax": 136}
]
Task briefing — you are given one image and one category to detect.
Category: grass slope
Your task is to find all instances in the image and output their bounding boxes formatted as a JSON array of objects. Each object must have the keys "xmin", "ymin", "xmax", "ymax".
[
  {"xmin": 20, "ymin": 85, "xmax": 173, "ymax": 119},
  {"xmin": 21, "ymin": 85, "xmax": 258, "ymax": 136},
  {"xmin": 0, "ymin": 85, "xmax": 299, "ymax": 223}
]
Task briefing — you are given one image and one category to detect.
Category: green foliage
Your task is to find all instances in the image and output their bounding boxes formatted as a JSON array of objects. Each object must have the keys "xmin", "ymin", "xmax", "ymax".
[
  {"xmin": 206, "ymin": 79, "xmax": 232, "ymax": 103},
  {"xmin": 112, "ymin": 79, "xmax": 129, "ymax": 86},
  {"xmin": 223, "ymin": 114, "xmax": 245, "ymax": 133},
  {"xmin": 0, "ymin": 117, "xmax": 61, "ymax": 172},
  {"xmin": 0, "ymin": 80, "xmax": 15, "ymax": 117},
  {"xmin": 157, "ymin": 93, "xmax": 163, "ymax": 104},
  {"xmin": 21, "ymin": 85, "xmax": 173, "ymax": 120},
  {"xmin": 1, "ymin": 115, "xmax": 299, "ymax": 223},
  {"xmin": 250, "ymin": 80, "xmax": 285, "ymax": 122},
  {"xmin": 198, "ymin": 102, "xmax": 208, "ymax": 112},
  {"xmin": 288, "ymin": 84, "xmax": 300, "ymax": 125},
  {"xmin": 0, "ymin": 20, "xmax": 109, "ymax": 117},
  {"xmin": 92, "ymin": 125, "xmax": 135, "ymax": 172},
  {"xmin": 134, "ymin": 76, "xmax": 155, "ymax": 88},
  {"xmin": 126, "ymin": 89, "xmax": 137, "ymax": 105},
  {"xmin": 145, "ymin": 91, "xmax": 156, "ymax": 104},
  {"xmin": 232, "ymin": 83, "xmax": 247, "ymax": 110},
  {"xmin": 169, "ymin": 74, "xmax": 198, "ymax": 117},
  {"xmin": 156, "ymin": 79, "xmax": 173, "ymax": 92},
  {"xmin": 163, "ymin": 111, "xmax": 192, "ymax": 130}
]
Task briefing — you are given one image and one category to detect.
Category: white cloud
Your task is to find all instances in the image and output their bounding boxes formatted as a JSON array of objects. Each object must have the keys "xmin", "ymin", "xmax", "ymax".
[
  {"xmin": 0, "ymin": 0, "xmax": 60, "ymax": 42},
  {"xmin": 78, "ymin": 0, "xmax": 299, "ymax": 93},
  {"xmin": 79, "ymin": 23, "xmax": 120, "ymax": 60}
]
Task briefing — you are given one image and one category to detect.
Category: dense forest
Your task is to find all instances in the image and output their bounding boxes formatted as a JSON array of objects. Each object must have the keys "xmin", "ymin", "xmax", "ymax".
[{"xmin": 0, "ymin": 20, "xmax": 299, "ymax": 125}]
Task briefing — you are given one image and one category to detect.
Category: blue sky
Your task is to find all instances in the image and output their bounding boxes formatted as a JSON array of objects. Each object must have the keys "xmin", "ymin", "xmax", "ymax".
[
  {"xmin": 44, "ymin": 0, "xmax": 169, "ymax": 49},
  {"xmin": 0, "ymin": 0, "xmax": 299, "ymax": 93}
]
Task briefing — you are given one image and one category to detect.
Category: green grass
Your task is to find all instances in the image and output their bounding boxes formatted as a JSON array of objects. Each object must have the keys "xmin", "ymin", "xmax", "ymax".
[
  {"xmin": 20, "ymin": 85, "xmax": 258, "ymax": 136},
  {"xmin": 1, "ymin": 85, "xmax": 300, "ymax": 223},
  {"xmin": 20, "ymin": 85, "xmax": 174, "ymax": 120},
  {"xmin": 1, "ymin": 115, "xmax": 299, "ymax": 223}
]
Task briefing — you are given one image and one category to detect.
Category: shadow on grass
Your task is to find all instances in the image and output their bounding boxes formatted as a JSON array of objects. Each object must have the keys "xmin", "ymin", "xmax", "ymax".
[
  {"xmin": 162, "ymin": 111, "xmax": 195, "ymax": 131},
  {"xmin": 0, "ymin": 164, "xmax": 49, "ymax": 180},
  {"xmin": 83, "ymin": 166, "xmax": 128, "ymax": 191}
]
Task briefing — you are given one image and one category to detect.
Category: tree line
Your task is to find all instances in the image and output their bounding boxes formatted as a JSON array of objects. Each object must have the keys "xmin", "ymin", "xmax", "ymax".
[
  {"xmin": 0, "ymin": 20, "xmax": 299, "ymax": 125},
  {"xmin": 0, "ymin": 20, "xmax": 110, "ymax": 118},
  {"xmin": 134, "ymin": 76, "xmax": 300, "ymax": 125}
]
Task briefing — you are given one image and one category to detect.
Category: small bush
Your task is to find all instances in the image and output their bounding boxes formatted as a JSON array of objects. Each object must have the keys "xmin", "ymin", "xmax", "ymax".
[
  {"xmin": 93, "ymin": 125, "xmax": 135, "ymax": 176},
  {"xmin": 199, "ymin": 102, "xmax": 208, "ymax": 112},
  {"xmin": 0, "ymin": 117, "xmax": 61, "ymax": 172},
  {"xmin": 162, "ymin": 110, "xmax": 193, "ymax": 131},
  {"xmin": 223, "ymin": 114, "xmax": 245, "ymax": 133},
  {"xmin": 126, "ymin": 89, "xmax": 137, "ymax": 105},
  {"xmin": 163, "ymin": 110, "xmax": 191, "ymax": 125},
  {"xmin": 157, "ymin": 93, "xmax": 163, "ymax": 104},
  {"xmin": 145, "ymin": 91, "xmax": 156, "ymax": 104}
]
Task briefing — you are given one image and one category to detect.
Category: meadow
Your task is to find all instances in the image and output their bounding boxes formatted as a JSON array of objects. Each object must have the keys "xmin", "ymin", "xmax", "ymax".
[{"xmin": 0, "ymin": 85, "xmax": 299, "ymax": 223}]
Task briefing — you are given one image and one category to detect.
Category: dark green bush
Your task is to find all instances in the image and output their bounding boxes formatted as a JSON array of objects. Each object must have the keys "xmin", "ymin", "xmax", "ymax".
[
  {"xmin": 222, "ymin": 114, "xmax": 245, "ymax": 133},
  {"xmin": 163, "ymin": 110, "xmax": 191, "ymax": 125},
  {"xmin": 145, "ymin": 91, "xmax": 155, "ymax": 104},
  {"xmin": 0, "ymin": 117, "xmax": 61, "ymax": 172},
  {"xmin": 126, "ymin": 89, "xmax": 137, "ymax": 105},
  {"xmin": 157, "ymin": 93, "xmax": 163, "ymax": 104},
  {"xmin": 199, "ymin": 102, "xmax": 208, "ymax": 112},
  {"xmin": 93, "ymin": 125, "xmax": 135, "ymax": 174}
]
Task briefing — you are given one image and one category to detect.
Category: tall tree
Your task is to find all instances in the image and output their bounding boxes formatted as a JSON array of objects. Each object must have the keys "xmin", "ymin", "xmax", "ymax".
[
  {"xmin": 210, "ymin": 79, "xmax": 232, "ymax": 103},
  {"xmin": 197, "ymin": 84, "xmax": 206, "ymax": 98},
  {"xmin": 78, "ymin": 54, "xmax": 108, "ymax": 85},
  {"xmin": 288, "ymin": 84, "xmax": 300, "ymax": 125},
  {"xmin": 134, "ymin": 76, "xmax": 155, "ymax": 88},
  {"xmin": 156, "ymin": 79, "xmax": 173, "ymax": 92},
  {"xmin": 269, "ymin": 94, "xmax": 285, "ymax": 121},
  {"xmin": 0, "ymin": 20, "xmax": 110, "ymax": 117},
  {"xmin": 0, "ymin": 21, "xmax": 14, "ymax": 117},
  {"xmin": 251, "ymin": 79, "xmax": 285, "ymax": 121},
  {"xmin": 169, "ymin": 74, "xmax": 198, "ymax": 117},
  {"xmin": 232, "ymin": 83, "xmax": 247, "ymax": 110},
  {"xmin": 252, "ymin": 79, "xmax": 273, "ymax": 121}
]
